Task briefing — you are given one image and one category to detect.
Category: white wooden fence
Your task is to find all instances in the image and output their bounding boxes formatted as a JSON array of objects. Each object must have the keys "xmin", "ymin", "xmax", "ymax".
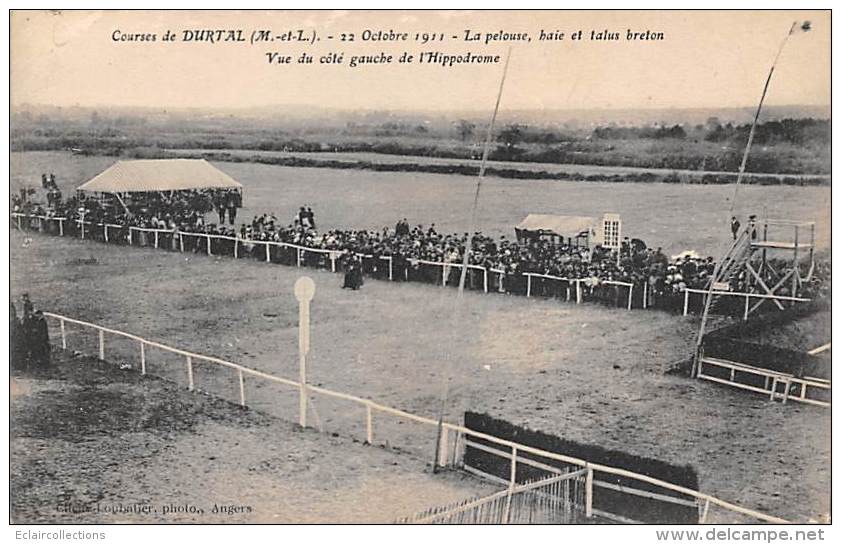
[
  {"xmin": 43, "ymin": 310, "xmax": 791, "ymax": 524},
  {"xmin": 697, "ymin": 356, "xmax": 831, "ymax": 408},
  {"xmin": 13, "ymin": 213, "xmax": 647, "ymax": 310},
  {"xmin": 682, "ymin": 288, "xmax": 812, "ymax": 319}
]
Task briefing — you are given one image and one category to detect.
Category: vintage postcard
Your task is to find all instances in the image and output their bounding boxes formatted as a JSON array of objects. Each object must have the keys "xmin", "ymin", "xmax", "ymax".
[{"xmin": 7, "ymin": 8, "xmax": 832, "ymax": 533}]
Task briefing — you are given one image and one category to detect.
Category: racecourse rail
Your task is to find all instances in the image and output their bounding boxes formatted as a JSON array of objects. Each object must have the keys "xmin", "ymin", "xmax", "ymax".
[
  {"xmin": 42, "ymin": 309, "xmax": 790, "ymax": 524},
  {"xmin": 13, "ymin": 212, "xmax": 811, "ymax": 315}
]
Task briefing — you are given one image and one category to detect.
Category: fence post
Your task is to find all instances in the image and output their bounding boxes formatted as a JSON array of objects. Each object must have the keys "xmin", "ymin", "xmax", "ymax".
[
  {"xmin": 526, "ymin": 275, "xmax": 532, "ymax": 297},
  {"xmin": 699, "ymin": 498, "xmax": 710, "ymax": 524},
  {"xmin": 442, "ymin": 264, "xmax": 447, "ymax": 287},
  {"xmin": 266, "ymin": 242, "xmax": 271, "ymax": 263},
  {"xmin": 585, "ymin": 467, "xmax": 594, "ymax": 518},
  {"xmin": 483, "ymin": 269, "xmax": 488, "ymax": 293},
  {"xmin": 206, "ymin": 235, "xmax": 211, "ymax": 256},
  {"xmin": 683, "ymin": 289, "xmax": 690, "ymax": 316},
  {"xmin": 17, "ymin": 215, "xmax": 22, "ymax": 230},
  {"xmin": 179, "ymin": 233, "xmax": 184, "ymax": 252},
  {"xmin": 297, "ymin": 248, "xmax": 302, "ymax": 267},
  {"xmin": 642, "ymin": 281, "xmax": 648, "ymax": 309},
  {"xmin": 331, "ymin": 254, "xmax": 336, "ymax": 273},
  {"xmin": 58, "ymin": 218, "xmax": 64, "ymax": 236},
  {"xmin": 233, "ymin": 238, "xmax": 238, "ymax": 259},
  {"xmin": 238, "ymin": 369, "xmax": 246, "ymax": 406},
  {"xmin": 576, "ymin": 280, "xmax": 582, "ymax": 304},
  {"xmin": 104, "ymin": 225, "xmax": 109, "ymax": 243},
  {"xmin": 140, "ymin": 341, "xmax": 146, "ymax": 375},
  {"xmin": 502, "ymin": 446, "xmax": 518, "ymax": 523},
  {"xmin": 60, "ymin": 319, "xmax": 66, "ymax": 350},
  {"xmin": 388, "ymin": 257, "xmax": 393, "ymax": 280},
  {"xmin": 365, "ymin": 403, "xmax": 373, "ymax": 444},
  {"xmin": 627, "ymin": 284, "xmax": 634, "ymax": 311},
  {"xmin": 743, "ymin": 295, "xmax": 750, "ymax": 321},
  {"xmin": 98, "ymin": 329, "xmax": 105, "ymax": 360},
  {"xmin": 187, "ymin": 356, "xmax": 194, "ymax": 391},
  {"xmin": 80, "ymin": 220, "xmax": 85, "ymax": 240},
  {"xmin": 438, "ymin": 427, "xmax": 449, "ymax": 467},
  {"xmin": 154, "ymin": 230, "xmax": 159, "ymax": 249}
]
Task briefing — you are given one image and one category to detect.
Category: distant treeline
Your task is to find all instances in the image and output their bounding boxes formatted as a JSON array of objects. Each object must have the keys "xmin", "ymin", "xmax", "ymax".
[
  {"xmin": 10, "ymin": 117, "xmax": 830, "ymax": 176},
  {"xmin": 120, "ymin": 148, "xmax": 829, "ymax": 186}
]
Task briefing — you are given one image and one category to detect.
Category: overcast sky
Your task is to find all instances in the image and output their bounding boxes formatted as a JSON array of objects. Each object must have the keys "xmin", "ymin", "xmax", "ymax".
[{"xmin": 11, "ymin": 10, "xmax": 830, "ymax": 112}]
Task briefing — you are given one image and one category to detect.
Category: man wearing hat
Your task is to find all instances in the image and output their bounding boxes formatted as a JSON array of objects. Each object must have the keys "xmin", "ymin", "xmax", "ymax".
[{"xmin": 730, "ymin": 216, "xmax": 741, "ymax": 240}]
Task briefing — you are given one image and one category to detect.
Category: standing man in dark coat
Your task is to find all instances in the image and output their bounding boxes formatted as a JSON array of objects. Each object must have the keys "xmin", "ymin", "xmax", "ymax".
[
  {"xmin": 30, "ymin": 311, "xmax": 50, "ymax": 369},
  {"xmin": 10, "ymin": 302, "xmax": 23, "ymax": 371},
  {"xmin": 730, "ymin": 216, "xmax": 741, "ymax": 240}
]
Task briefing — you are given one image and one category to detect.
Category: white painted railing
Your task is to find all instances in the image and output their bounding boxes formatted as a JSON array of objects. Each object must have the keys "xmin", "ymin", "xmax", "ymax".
[
  {"xmin": 15, "ymin": 213, "xmax": 815, "ymax": 316},
  {"xmin": 43, "ymin": 309, "xmax": 790, "ymax": 524},
  {"xmin": 697, "ymin": 356, "xmax": 830, "ymax": 408}
]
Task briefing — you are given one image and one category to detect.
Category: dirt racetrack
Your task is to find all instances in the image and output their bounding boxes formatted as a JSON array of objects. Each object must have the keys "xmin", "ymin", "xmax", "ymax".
[
  {"xmin": 9, "ymin": 230, "xmax": 830, "ymax": 523},
  {"xmin": 10, "ymin": 351, "xmax": 494, "ymax": 523}
]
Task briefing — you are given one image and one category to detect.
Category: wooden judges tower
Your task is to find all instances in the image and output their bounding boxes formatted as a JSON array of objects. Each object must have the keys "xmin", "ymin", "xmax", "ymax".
[
  {"xmin": 691, "ymin": 218, "xmax": 817, "ymax": 379},
  {"xmin": 698, "ymin": 218, "xmax": 816, "ymax": 326}
]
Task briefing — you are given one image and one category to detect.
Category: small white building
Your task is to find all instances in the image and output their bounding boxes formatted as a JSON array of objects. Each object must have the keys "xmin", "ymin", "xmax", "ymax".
[{"xmin": 515, "ymin": 213, "xmax": 621, "ymax": 249}]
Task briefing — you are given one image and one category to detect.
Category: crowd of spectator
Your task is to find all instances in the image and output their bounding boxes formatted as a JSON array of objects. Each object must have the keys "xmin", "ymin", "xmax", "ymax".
[{"xmin": 11, "ymin": 186, "xmax": 830, "ymax": 314}]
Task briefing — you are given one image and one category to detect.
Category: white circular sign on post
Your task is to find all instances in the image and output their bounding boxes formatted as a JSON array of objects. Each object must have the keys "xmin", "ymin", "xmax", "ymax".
[{"xmin": 294, "ymin": 276, "xmax": 316, "ymax": 302}]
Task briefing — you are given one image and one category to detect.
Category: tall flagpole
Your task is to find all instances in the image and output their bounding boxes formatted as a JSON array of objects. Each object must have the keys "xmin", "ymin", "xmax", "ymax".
[
  {"xmin": 694, "ymin": 21, "xmax": 808, "ymax": 372},
  {"xmin": 729, "ymin": 21, "xmax": 797, "ymax": 215},
  {"xmin": 433, "ymin": 48, "xmax": 512, "ymax": 472}
]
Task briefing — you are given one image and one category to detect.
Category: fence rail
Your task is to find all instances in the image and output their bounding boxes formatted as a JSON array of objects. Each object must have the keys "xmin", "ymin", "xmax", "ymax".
[
  {"xmin": 697, "ymin": 356, "xmax": 831, "ymax": 407},
  {"xmin": 41, "ymin": 309, "xmax": 790, "ymax": 524},
  {"xmin": 13, "ymin": 212, "xmax": 661, "ymax": 311}
]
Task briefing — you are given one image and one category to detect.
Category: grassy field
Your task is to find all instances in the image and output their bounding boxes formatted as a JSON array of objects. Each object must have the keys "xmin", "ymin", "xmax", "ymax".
[
  {"xmin": 10, "ymin": 230, "xmax": 830, "ymax": 523},
  {"xmin": 11, "ymin": 351, "xmax": 493, "ymax": 523},
  {"xmin": 10, "ymin": 151, "xmax": 831, "ymax": 257},
  {"xmin": 168, "ymin": 148, "xmax": 830, "ymax": 181}
]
